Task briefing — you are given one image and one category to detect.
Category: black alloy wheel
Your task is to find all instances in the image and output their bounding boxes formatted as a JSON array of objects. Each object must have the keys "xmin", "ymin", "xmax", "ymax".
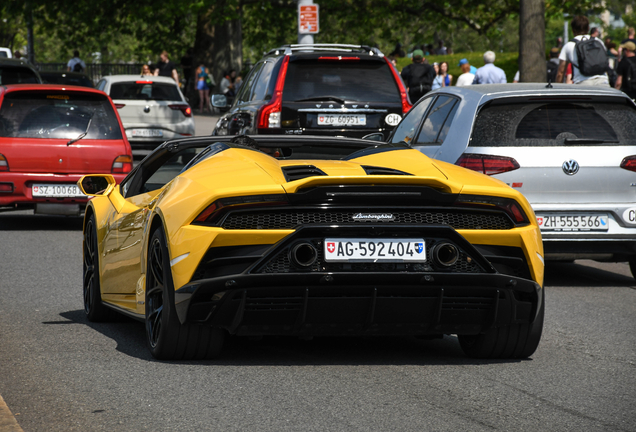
[
  {"xmin": 83, "ymin": 215, "xmax": 110, "ymax": 321},
  {"xmin": 145, "ymin": 227, "xmax": 225, "ymax": 360}
]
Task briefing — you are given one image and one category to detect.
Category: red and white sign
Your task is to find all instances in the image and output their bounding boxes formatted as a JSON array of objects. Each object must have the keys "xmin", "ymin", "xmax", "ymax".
[{"xmin": 298, "ymin": 4, "xmax": 319, "ymax": 34}]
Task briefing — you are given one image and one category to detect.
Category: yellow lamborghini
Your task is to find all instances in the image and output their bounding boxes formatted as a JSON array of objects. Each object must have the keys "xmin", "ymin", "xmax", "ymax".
[{"xmin": 79, "ymin": 135, "xmax": 544, "ymax": 360}]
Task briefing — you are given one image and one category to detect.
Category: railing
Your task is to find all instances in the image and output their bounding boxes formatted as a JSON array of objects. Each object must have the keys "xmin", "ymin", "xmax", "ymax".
[{"xmin": 35, "ymin": 63, "xmax": 184, "ymax": 85}]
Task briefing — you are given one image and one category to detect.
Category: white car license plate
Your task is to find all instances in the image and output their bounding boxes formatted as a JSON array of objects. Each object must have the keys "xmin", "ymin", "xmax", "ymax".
[
  {"xmin": 536, "ymin": 214, "xmax": 609, "ymax": 232},
  {"xmin": 32, "ymin": 184, "xmax": 86, "ymax": 198},
  {"xmin": 130, "ymin": 129, "xmax": 163, "ymax": 137},
  {"xmin": 324, "ymin": 238, "xmax": 426, "ymax": 262},
  {"xmin": 317, "ymin": 114, "xmax": 366, "ymax": 126}
]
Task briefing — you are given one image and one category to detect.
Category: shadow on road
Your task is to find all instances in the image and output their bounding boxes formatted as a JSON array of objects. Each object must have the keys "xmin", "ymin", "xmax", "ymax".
[
  {"xmin": 544, "ymin": 261, "xmax": 634, "ymax": 287},
  {"xmin": 0, "ymin": 213, "xmax": 83, "ymax": 231}
]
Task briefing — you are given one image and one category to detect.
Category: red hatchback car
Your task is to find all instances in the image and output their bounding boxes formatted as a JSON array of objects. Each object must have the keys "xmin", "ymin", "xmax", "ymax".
[{"xmin": 0, "ymin": 84, "xmax": 132, "ymax": 215}]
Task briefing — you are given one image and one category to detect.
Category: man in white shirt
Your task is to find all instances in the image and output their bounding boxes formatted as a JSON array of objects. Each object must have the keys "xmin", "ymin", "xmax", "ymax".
[
  {"xmin": 555, "ymin": 15, "xmax": 609, "ymax": 86},
  {"xmin": 67, "ymin": 50, "xmax": 86, "ymax": 72},
  {"xmin": 472, "ymin": 51, "xmax": 507, "ymax": 84},
  {"xmin": 455, "ymin": 59, "xmax": 475, "ymax": 86}
]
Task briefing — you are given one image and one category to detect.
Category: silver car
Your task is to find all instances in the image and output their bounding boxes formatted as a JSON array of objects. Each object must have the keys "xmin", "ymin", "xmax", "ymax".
[
  {"xmin": 96, "ymin": 75, "xmax": 195, "ymax": 152},
  {"xmin": 388, "ymin": 83, "xmax": 636, "ymax": 278}
]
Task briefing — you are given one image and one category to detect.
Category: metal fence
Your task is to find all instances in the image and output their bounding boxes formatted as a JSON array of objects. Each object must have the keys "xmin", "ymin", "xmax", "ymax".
[{"xmin": 35, "ymin": 63, "xmax": 161, "ymax": 85}]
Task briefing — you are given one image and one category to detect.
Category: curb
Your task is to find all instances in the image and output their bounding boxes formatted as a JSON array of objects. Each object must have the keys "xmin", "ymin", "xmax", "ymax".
[{"xmin": 0, "ymin": 395, "xmax": 23, "ymax": 432}]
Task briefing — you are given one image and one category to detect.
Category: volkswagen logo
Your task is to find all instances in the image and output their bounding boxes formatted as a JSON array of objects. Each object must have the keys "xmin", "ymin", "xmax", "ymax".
[{"xmin": 562, "ymin": 159, "xmax": 579, "ymax": 175}]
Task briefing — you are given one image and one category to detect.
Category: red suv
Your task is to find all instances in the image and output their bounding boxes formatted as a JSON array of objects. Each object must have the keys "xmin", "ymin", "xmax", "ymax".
[{"xmin": 0, "ymin": 84, "xmax": 132, "ymax": 215}]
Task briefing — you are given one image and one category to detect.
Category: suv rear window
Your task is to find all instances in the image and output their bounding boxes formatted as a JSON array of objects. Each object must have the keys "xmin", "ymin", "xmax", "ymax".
[
  {"xmin": 282, "ymin": 59, "xmax": 400, "ymax": 103},
  {"xmin": 110, "ymin": 82, "xmax": 181, "ymax": 101},
  {"xmin": 0, "ymin": 91, "xmax": 123, "ymax": 140},
  {"xmin": 471, "ymin": 99, "xmax": 636, "ymax": 146},
  {"xmin": 0, "ymin": 66, "xmax": 40, "ymax": 85}
]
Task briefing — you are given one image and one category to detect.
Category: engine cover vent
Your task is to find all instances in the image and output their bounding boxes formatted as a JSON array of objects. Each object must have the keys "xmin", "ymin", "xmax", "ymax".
[
  {"xmin": 282, "ymin": 165, "xmax": 327, "ymax": 182},
  {"xmin": 362, "ymin": 165, "xmax": 413, "ymax": 176}
]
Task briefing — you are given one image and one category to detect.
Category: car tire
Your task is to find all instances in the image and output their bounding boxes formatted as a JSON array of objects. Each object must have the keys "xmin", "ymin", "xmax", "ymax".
[
  {"xmin": 145, "ymin": 227, "xmax": 225, "ymax": 360},
  {"xmin": 83, "ymin": 214, "xmax": 111, "ymax": 322},
  {"xmin": 458, "ymin": 293, "xmax": 545, "ymax": 359},
  {"xmin": 629, "ymin": 257, "xmax": 636, "ymax": 280}
]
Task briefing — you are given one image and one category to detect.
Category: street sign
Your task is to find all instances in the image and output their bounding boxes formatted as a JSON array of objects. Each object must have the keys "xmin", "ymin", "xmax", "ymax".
[{"xmin": 298, "ymin": 4, "xmax": 319, "ymax": 34}]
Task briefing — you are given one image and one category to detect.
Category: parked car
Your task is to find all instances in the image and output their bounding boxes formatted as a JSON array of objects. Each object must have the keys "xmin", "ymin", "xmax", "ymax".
[
  {"xmin": 95, "ymin": 75, "xmax": 195, "ymax": 152},
  {"xmin": 0, "ymin": 57, "xmax": 42, "ymax": 85},
  {"xmin": 212, "ymin": 44, "xmax": 411, "ymax": 139},
  {"xmin": 387, "ymin": 83, "xmax": 636, "ymax": 278},
  {"xmin": 0, "ymin": 84, "xmax": 133, "ymax": 215},
  {"xmin": 78, "ymin": 134, "xmax": 544, "ymax": 360},
  {"xmin": 0, "ymin": 47, "xmax": 12, "ymax": 58},
  {"xmin": 40, "ymin": 71, "xmax": 94, "ymax": 87}
]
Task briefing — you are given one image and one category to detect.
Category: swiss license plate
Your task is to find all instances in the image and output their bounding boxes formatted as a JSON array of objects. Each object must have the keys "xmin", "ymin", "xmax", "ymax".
[
  {"xmin": 317, "ymin": 114, "xmax": 366, "ymax": 126},
  {"xmin": 130, "ymin": 129, "xmax": 163, "ymax": 137},
  {"xmin": 32, "ymin": 184, "xmax": 86, "ymax": 198},
  {"xmin": 324, "ymin": 238, "xmax": 426, "ymax": 262},
  {"xmin": 536, "ymin": 214, "xmax": 609, "ymax": 231}
]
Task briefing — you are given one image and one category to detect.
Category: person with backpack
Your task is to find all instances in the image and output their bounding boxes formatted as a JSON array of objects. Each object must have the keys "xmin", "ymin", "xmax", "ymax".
[
  {"xmin": 401, "ymin": 49, "xmax": 436, "ymax": 103},
  {"xmin": 67, "ymin": 50, "xmax": 86, "ymax": 73},
  {"xmin": 547, "ymin": 47, "xmax": 560, "ymax": 83},
  {"xmin": 555, "ymin": 15, "xmax": 609, "ymax": 86},
  {"xmin": 614, "ymin": 41, "xmax": 636, "ymax": 99}
]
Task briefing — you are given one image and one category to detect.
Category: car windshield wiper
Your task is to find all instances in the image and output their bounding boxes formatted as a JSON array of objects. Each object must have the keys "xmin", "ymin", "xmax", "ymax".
[
  {"xmin": 563, "ymin": 138, "xmax": 619, "ymax": 145},
  {"xmin": 67, "ymin": 114, "xmax": 93, "ymax": 146},
  {"xmin": 295, "ymin": 96, "xmax": 348, "ymax": 104}
]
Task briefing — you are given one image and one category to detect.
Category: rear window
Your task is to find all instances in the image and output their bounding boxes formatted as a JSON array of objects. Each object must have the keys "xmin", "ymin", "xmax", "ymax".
[
  {"xmin": 110, "ymin": 82, "xmax": 182, "ymax": 101},
  {"xmin": 0, "ymin": 91, "xmax": 123, "ymax": 140},
  {"xmin": 0, "ymin": 66, "xmax": 39, "ymax": 85},
  {"xmin": 471, "ymin": 100, "xmax": 636, "ymax": 146},
  {"xmin": 282, "ymin": 59, "xmax": 400, "ymax": 103}
]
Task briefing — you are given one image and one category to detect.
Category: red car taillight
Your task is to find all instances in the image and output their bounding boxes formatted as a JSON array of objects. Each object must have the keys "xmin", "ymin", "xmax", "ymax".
[
  {"xmin": 620, "ymin": 155, "xmax": 636, "ymax": 172},
  {"xmin": 456, "ymin": 154, "xmax": 520, "ymax": 176},
  {"xmin": 114, "ymin": 103, "xmax": 126, "ymax": 109},
  {"xmin": 0, "ymin": 154, "xmax": 9, "ymax": 172},
  {"xmin": 384, "ymin": 56, "xmax": 412, "ymax": 114},
  {"xmin": 193, "ymin": 194, "xmax": 288, "ymax": 225},
  {"xmin": 111, "ymin": 155, "xmax": 133, "ymax": 174},
  {"xmin": 257, "ymin": 56, "xmax": 289, "ymax": 130},
  {"xmin": 169, "ymin": 104, "xmax": 192, "ymax": 117},
  {"xmin": 456, "ymin": 194, "xmax": 529, "ymax": 225}
]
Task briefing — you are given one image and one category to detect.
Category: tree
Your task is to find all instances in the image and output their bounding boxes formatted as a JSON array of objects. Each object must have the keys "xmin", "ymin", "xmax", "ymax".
[{"xmin": 519, "ymin": 0, "xmax": 545, "ymax": 82}]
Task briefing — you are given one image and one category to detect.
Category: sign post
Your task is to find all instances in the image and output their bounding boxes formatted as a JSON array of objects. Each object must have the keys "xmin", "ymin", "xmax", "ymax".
[{"xmin": 298, "ymin": 1, "xmax": 319, "ymax": 44}]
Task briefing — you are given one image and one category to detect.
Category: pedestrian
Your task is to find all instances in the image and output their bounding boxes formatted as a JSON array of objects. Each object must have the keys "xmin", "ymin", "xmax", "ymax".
[
  {"xmin": 590, "ymin": 27, "xmax": 600, "ymax": 38},
  {"xmin": 154, "ymin": 50, "xmax": 179, "ymax": 84},
  {"xmin": 67, "ymin": 50, "xmax": 86, "ymax": 73},
  {"xmin": 472, "ymin": 51, "xmax": 507, "ymax": 84},
  {"xmin": 220, "ymin": 70, "xmax": 237, "ymax": 97},
  {"xmin": 436, "ymin": 40, "xmax": 447, "ymax": 55},
  {"xmin": 555, "ymin": 15, "xmax": 609, "ymax": 86},
  {"xmin": 140, "ymin": 64, "xmax": 153, "ymax": 76},
  {"xmin": 614, "ymin": 41, "xmax": 636, "ymax": 99},
  {"xmin": 181, "ymin": 48, "xmax": 194, "ymax": 94},
  {"xmin": 455, "ymin": 59, "xmax": 475, "ymax": 86},
  {"xmin": 13, "ymin": 51, "xmax": 22, "ymax": 59},
  {"xmin": 547, "ymin": 47, "xmax": 560, "ymax": 82},
  {"xmin": 196, "ymin": 65, "xmax": 212, "ymax": 113},
  {"xmin": 432, "ymin": 61, "xmax": 452, "ymax": 89},
  {"xmin": 400, "ymin": 49, "xmax": 436, "ymax": 103}
]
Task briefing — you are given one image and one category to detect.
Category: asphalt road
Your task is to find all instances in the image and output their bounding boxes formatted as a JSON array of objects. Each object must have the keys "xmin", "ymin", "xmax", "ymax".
[{"xmin": 0, "ymin": 210, "xmax": 635, "ymax": 432}]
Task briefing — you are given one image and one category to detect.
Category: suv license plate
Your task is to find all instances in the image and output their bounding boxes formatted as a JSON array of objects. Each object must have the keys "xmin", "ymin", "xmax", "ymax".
[
  {"xmin": 130, "ymin": 129, "xmax": 163, "ymax": 137},
  {"xmin": 317, "ymin": 114, "xmax": 366, "ymax": 126},
  {"xmin": 536, "ymin": 214, "xmax": 609, "ymax": 231},
  {"xmin": 32, "ymin": 184, "xmax": 86, "ymax": 198},
  {"xmin": 324, "ymin": 238, "xmax": 426, "ymax": 262}
]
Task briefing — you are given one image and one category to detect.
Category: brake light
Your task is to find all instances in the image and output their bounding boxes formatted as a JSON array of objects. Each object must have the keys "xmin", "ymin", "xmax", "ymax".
[
  {"xmin": 111, "ymin": 155, "xmax": 133, "ymax": 174},
  {"xmin": 136, "ymin": 80, "xmax": 153, "ymax": 84},
  {"xmin": 257, "ymin": 56, "xmax": 289, "ymax": 130},
  {"xmin": 318, "ymin": 56, "xmax": 360, "ymax": 61},
  {"xmin": 0, "ymin": 182, "xmax": 12, "ymax": 192},
  {"xmin": 194, "ymin": 194, "xmax": 288, "ymax": 224},
  {"xmin": 384, "ymin": 56, "xmax": 412, "ymax": 114},
  {"xmin": 456, "ymin": 194, "xmax": 529, "ymax": 225},
  {"xmin": 457, "ymin": 154, "xmax": 520, "ymax": 176},
  {"xmin": 114, "ymin": 103, "xmax": 125, "ymax": 109},
  {"xmin": 0, "ymin": 154, "xmax": 8, "ymax": 172},
  {"xmin": 620, "ymin": 155, "xmax": 636, "ymax": 172},
  {"xmin": 169, "ymin": 104, "xmax": 192, "ymax": 117}
]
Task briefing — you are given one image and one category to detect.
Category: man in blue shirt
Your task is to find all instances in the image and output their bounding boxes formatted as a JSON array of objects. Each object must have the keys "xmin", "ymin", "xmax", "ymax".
[{"xmin": 472, "ymin": 51, "xmax": 507, "ymax": 84}]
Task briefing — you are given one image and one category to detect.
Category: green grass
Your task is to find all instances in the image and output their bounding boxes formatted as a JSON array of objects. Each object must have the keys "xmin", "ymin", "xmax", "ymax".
[{"xmin": 396, "ymin": 52, "xmax": 519, "ymax": 85}]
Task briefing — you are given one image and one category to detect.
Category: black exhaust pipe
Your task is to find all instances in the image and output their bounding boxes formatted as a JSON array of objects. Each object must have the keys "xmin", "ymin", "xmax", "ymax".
[
  {"xmin": 290, "ymin": 243, "xmax": 318, "ymax": 267},
  {"xmin": 433, "ymin": 243, "xmax": 459, "ymax": 267}
]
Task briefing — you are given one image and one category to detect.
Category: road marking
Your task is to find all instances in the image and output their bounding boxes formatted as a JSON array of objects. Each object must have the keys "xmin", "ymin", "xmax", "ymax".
[{"xmin": 0, "ymin": 395, "xmax": 24, "ymax": 432}]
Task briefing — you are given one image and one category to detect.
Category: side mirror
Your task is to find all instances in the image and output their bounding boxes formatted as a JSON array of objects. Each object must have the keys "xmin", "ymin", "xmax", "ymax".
[
  {"xmin": 210, "ymin": 94, "xmax": 228, "ymax": 108},
  {"xmin": 362, "ymin": 132, "xmax": 385, "ymax": 142},
  {"xmin": 78, "ymin": 174, "xmax": 116, "ymax": 196}
]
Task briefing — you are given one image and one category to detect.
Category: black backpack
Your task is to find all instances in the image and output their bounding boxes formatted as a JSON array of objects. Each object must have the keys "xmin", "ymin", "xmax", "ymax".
[
  {"xmin": 622, "ymin": 57, "xmax": 636, "ymax": 91},
  {"xmin": 546, "ymin": 61, "xmax": 558, "ymax": 83},
  {"xmin": 571, "ymin": 37, "xmax": 609, "ymax": 76},
  {"xmin": 406, "ymin": 63, "xmax": 434, "ymax": 92},
  {"xmin": 73, "ymin": 62, "xmax": 83, "ymax": 72}
]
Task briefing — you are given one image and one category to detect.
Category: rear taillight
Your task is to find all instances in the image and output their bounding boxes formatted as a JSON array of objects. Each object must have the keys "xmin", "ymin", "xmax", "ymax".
[
  {"xmin": 111, "ymin": 155, "xmax": 133, "ymax": 174},
  {"xmin": 318, "ymin": 56, "xmax": 360, "ymax": 61},
  {"xmin": 0, "ymin": 154, "xmax": 8, "ymax": 172},
  {"xmin": 193, "ymin": 194, "xmax": 288, "ymax": 225},
  {"xmin": 114, "ymin": 103, "xmax": 125, "ymax": 109},
  {"xmin": 384, "ymin": 57, "xmax": 412, "ymax": 114},
  {"xmin": 257, "ymin": 56, "xmax": 289, "ymax": 130},
  {"xmin": 456, "ymin": 194, "xmax": 529, "ymax": 225},
  {"xmin": 0, "ymin": 182, "xmax": 13, "ymax": 192},
  {"xmin": 456, "ymin": 154, "xmax": 520, "ymax": 176},
  {"xmin": 169, "ymin": 104, "xmax": 192, "ymax": 117},
  {"xmin": 620, "ymin": 155, "xmax": 636, "ymax": 172},
  {"xmin": 136, "ymin": 80, "xmax": 153, "ymax": 84}
]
